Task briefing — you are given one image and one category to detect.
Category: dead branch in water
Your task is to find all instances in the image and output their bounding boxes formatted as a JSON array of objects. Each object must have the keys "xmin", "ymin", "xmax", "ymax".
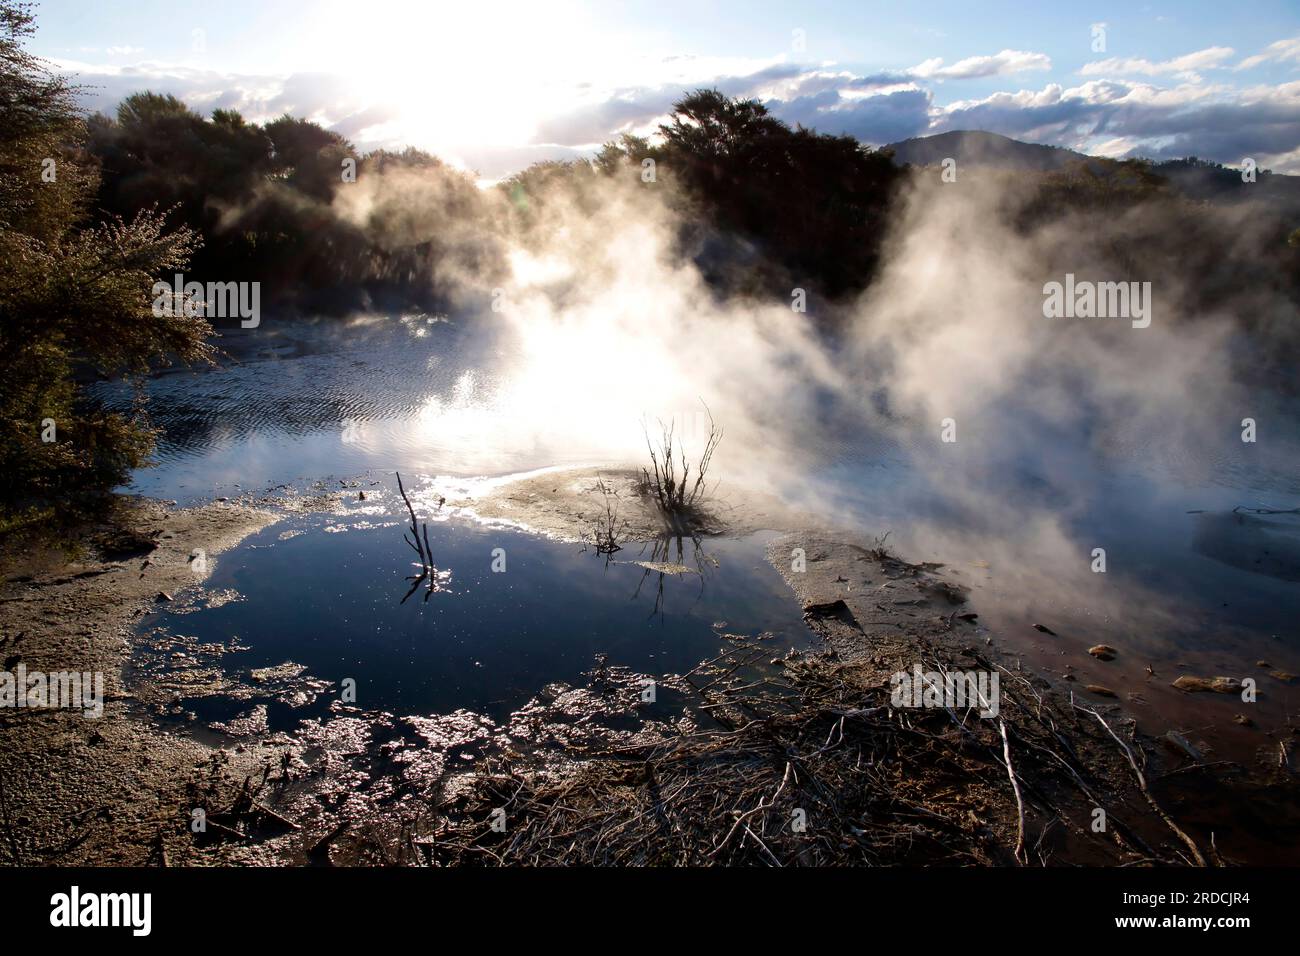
[
  {"xmin": 396, "ymin": 472, "xmax": 442, "ymax": 604},
  {"xmin": 1070, "ymin": 695, "xmax": 1207, "ymax": 867},
  {"xmin": 999, "ymin": 718, "xmax": 1027, "ymax": 865}
]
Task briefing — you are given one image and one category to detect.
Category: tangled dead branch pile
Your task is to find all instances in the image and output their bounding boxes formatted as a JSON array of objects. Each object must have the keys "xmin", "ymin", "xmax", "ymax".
[{"xmin": 422, "ymin": 636, "xmax": 1221, "ymax": 867}]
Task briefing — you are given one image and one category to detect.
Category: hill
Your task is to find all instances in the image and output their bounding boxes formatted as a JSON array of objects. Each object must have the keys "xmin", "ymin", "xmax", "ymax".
[{"xmin": 884, "ymin": 130, "xmax": 1300, "ymax": 211}]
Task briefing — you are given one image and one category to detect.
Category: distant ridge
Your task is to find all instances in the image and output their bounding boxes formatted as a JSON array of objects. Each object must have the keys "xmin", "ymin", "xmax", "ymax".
[
  {"xmin": 883, "ymin": 130, "xmax": 1088, "ymax": 172},
  {"xmin": 882, "ymin": 129, "xmax": 1300, "ymax": 209}
]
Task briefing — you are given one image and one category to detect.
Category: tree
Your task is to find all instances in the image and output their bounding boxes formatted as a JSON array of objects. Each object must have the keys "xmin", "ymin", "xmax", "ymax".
[
  {"xmin": 659, "ymin": 89, "xmax": 786, "ymax": 167},
  {"xmin": 0, "ymin": 0, "xmax": 211, "ymax": 529},
  {"xmin": 656, "ymin": 89, "xmax": 902, "ymax": 298},
  {"xmin": 592, "ymin": 133, "xmax": 658, "ymax": 179},
  {"xmin": 264, "ymin": 114, "xmax": 354, "ymax": 201}
]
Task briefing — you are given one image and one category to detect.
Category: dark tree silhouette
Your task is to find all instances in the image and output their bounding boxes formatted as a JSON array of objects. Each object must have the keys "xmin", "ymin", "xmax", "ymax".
[{"xmin": 0, "ymin": 1, "xmax": 209, "ymax": 527}]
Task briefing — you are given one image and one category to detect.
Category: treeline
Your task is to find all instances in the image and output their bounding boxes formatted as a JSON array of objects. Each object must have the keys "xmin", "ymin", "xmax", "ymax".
[
  {"xmin": 77, "ymin": 87, "xmax": 907, "ymax": 312},
  {"xmin": 85, "ymin": 95, "xmax": 497, "ymax": 313},
  {"xmin": 1016, "ymin": 158, "xmax": 1300, "ymax": 379}
]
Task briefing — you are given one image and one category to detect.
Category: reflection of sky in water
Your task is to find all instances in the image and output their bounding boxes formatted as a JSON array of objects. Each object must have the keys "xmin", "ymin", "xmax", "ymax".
[
  {"xmin": 98, "ymin": 316, "xmax": 1300, "ymax": 750},
  {"xmin": 138, "ymin": 515, "xmax": 812, "ymax": 723}
]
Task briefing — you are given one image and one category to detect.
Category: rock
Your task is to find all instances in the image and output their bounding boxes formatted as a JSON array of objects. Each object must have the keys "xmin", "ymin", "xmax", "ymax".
[
  {"xmin": 921, "ymin": 580, "xmax": 969, "ymax": 605},
  {"xmin": 635, "ymin": 561, "xmax": 695, "ymax": 576},
  {"xmin": 801, "ymin": 598, "xmax": 859, "ymax": 629},
  {"xmin": 99, "ymin": 528, "xmax": 159, "ymax": 561},
  {"xmin": 1060, "ymin": 673, "xmax": 1076, "ymax": 681},
  {"xmin": 250, "ymin": 662, "xmax": 307, "ymax": 683},
  {"xmin": 1162, "ymin": 731, "xmax": 1203, "ymax": 761},
  {"xmin": 1234, "ymin": 714, "xmax": 1255, "ymax": 727},
  {"xmin": 1088, "ymin": 644, "xmax": 1117, "ymax": 661},
  {"xmin": 1085, "ymin": 684, "xmax": 1117, "ymax": 697},
  {"xmin": 1171, "ymin": 675, "xmax": 1241, "ymax": 694},
  {"xmin": 156, "ymin": 592, "xmax": 173, "ymax": 603},
  {"xmin": 1033, "ymin": 624, "xmax": 1057, "ymax": 636},
  {"xmin": 1257, "ymin": 660, "xmax": 1272, "ymax": 668},
  {"xmin": 1268, "ymin": 671, "xmax": 1297, "ymax": 684}
]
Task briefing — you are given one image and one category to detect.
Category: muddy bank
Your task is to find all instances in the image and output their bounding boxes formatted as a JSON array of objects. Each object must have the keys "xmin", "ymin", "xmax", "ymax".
[
  {"xmin": 763, "ymin": 532, "xmax": 1300, "ymax": 865},
  {"xmin": 2, "ymin": 471, "xmax": 1296, "ymax": 866},
  {"xmin": 0, "ymin": 497, "xmax": 297, "ymax": 864},
  {"xmin": 418, "ymin": 531, "xmax": 1298, "ymax": 866}
]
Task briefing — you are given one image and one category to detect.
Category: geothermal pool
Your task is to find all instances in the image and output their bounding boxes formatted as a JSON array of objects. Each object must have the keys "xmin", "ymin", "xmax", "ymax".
[
  {"xmin": 132, "ymin": 509, "xmax": 813, "ymax": 728},
  {"xmin": 99, "ymin": 315, "xmax": 1300, "ymax": 751}
]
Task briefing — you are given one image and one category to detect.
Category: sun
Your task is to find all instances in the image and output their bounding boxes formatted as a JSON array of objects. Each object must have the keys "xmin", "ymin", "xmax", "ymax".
[{"xmin": 299, "ymin": 0, "xmax": 609, "ymax": 158}]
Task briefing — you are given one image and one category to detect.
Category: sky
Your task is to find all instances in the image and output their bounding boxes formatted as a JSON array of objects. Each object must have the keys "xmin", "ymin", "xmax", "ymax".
[{"xmin": 30, "ymin": 0, "xmax": 1300, "ymax": 178}]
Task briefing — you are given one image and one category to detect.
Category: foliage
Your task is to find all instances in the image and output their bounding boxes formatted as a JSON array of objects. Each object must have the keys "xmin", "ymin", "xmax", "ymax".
[
  {"xmin": 86, "ymin": 95, "xmax": 495, "ymax": 313},
  {"xmin": 0, "ymin": 1, "xmax": 210, "ymax": 524},
  {"xmin": 596, "ymin": 90, "xmax": 903, "ymax": 298}
]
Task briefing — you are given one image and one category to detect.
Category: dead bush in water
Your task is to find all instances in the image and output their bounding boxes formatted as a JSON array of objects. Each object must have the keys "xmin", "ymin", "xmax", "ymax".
[
  {"xmin": 639, "ymin": 404, "xmax": 722, "ymax": 523},
  {"xmin": 585, "ymin": 480, "xmax": 626, "ymax": 557}
]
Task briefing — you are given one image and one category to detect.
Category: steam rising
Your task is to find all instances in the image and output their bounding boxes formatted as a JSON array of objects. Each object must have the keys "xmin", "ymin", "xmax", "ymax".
[
  {"xmin": 316, "ymin": 157, "xmax": 1300, "ymax": 666},
  {"xmin": 368, "ymin": 162, "xmax": 1283, "ymax": 503}
]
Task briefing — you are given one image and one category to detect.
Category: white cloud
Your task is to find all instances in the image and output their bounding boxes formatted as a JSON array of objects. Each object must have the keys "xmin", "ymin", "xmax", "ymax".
[
  {"xmin": 52, "ymin": 39, "xmax": 1300, "ymax": 177},
  {"xmin": 933, "ymin": 77, "xmax": 1300, "ymax": 173},
  {"xmin": 909, "ymin": 49, "xmax": 1051, "ymax": 81},
  {"xmin": 1080, "ymin": 46, "xmax": 1235, "ymax": 83},
  {"xmin": 1235, "ymin": 36, "xmax": 1300, "ymax": 71}
]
